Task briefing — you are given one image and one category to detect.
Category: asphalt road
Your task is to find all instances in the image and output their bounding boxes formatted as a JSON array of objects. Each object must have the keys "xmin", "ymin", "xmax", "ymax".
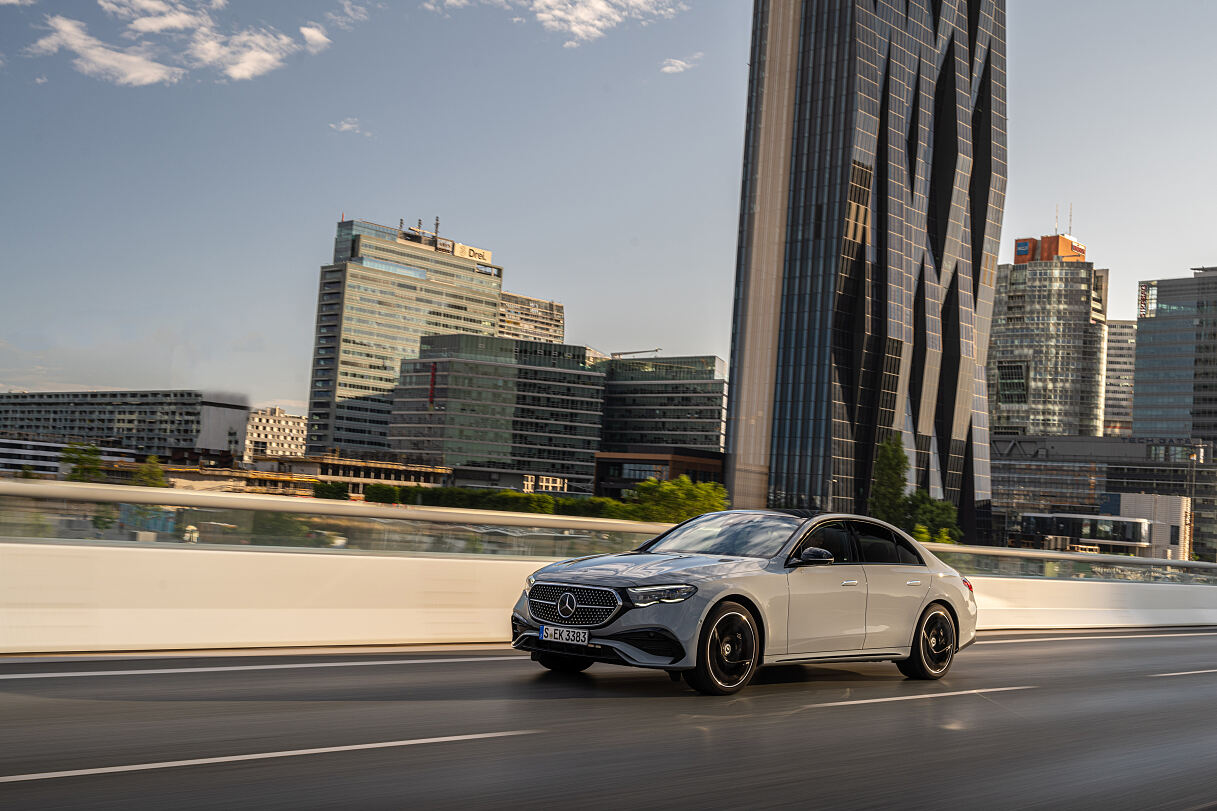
[{"xmin": 2, "ymin": 629, "xmax": 1217, "ymax": 810}]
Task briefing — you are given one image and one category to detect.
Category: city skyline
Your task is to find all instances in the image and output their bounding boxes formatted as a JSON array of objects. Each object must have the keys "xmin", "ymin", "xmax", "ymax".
[{"xmin": 2, "ymin": 0, "xmax": 1217, "ymax": 408}]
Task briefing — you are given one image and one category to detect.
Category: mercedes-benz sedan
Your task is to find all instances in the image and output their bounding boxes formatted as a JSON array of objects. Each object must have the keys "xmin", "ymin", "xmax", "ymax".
[{"xmin": 510, "ymin": 510, "xmax": 977, "ymax": 694}]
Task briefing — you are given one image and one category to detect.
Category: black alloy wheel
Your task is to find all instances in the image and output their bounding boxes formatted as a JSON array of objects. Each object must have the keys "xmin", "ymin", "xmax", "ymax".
[
  {"xmin": 897, "ymin": 604, "xmax": 957, "ymax": 680},
  {"xmin": 534, "ymin": 652, "xmax": 593, "ymax": 673},
  {"xmin": 684, "ymin": 601, "xmax": 760, "ymax": 695}
]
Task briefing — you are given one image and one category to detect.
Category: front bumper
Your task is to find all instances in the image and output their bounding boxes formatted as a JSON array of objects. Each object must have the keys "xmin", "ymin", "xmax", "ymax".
[{"xmin": 511, "ymin": 588, "xmax": 704, "ymax": 670}]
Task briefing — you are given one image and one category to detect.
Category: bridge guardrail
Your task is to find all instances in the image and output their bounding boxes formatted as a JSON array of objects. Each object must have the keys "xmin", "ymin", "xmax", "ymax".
[{"xmin": 2, "ymin": 479, "xmax": 1216, "ymax": 584}]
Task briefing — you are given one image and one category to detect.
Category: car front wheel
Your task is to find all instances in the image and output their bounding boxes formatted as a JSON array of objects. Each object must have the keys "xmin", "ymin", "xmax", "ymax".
[
  {"xmin": 684, "ymin": 601, "xmax": 761, "ymax": 695},
  {"xmin": 897, "ymin": 604, "xmax": 956, "ymax": 679}
]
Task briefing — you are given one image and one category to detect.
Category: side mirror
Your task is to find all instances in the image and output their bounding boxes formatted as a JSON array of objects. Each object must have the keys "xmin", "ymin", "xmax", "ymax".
[{"xmin": 792, "ymin": 546, "xmax": 834, "ymax": 567}]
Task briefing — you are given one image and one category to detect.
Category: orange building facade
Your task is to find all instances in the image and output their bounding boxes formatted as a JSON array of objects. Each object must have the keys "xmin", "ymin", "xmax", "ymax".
[{"xmin": 1013, "ymin": 234, "xmax": 1087, "ymax": 264}]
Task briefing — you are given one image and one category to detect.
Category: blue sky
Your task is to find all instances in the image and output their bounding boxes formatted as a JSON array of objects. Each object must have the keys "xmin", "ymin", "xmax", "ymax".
[{"xmin": 2, "ymin": 1, "xmax": 1216, "ymax": 409}]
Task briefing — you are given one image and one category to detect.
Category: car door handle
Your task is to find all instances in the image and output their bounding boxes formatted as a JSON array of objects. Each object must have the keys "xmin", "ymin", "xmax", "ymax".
[
  {"xmin": 906, "ymin": 580, "xmax": 922, "ymax": 586},
  {"xmin": 841, "ymin": 580, "xmax": 859, "ymax": 587}
]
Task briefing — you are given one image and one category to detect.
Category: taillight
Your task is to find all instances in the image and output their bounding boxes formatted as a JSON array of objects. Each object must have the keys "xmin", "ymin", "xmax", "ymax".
[{"xmin": 961, "ymin": 576, "xmax": 974, "ymax": 593}]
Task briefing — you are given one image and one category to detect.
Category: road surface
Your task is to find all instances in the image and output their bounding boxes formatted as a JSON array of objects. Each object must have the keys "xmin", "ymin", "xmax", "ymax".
[{"xmin": 2, "ymin": 628, "xmax": 1216, "ymax": 809}]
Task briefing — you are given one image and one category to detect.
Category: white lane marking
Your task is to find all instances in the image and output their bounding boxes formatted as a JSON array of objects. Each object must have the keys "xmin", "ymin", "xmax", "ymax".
[
  {"xmin": 976, "ymin": 632, "xmax": 1217, "ymax": 645},
  {"xmin": 0, "ymin": 656, "xmax": 527, "ymax": 681},
  {"xmin": 1149, "ymin": 669, "xmax": 1217, "ymax": 678},
  {"xmin": 801, "ymin": 685, "xmax": 1035, "ymax": 709},
  {"xmin": 0, "ymin": 730, "xmax": 538, "ymax": 784}
]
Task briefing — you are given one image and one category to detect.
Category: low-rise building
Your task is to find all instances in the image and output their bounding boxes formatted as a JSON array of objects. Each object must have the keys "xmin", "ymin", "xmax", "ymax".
[
  {"xmin": 245, "ymin": 407, "xmax": 307, "ymax": 461},
  {"xmin": 0, "ymin": 432, "xmax": 138, "ymax": 478},
  {"xmin": 992, "ymin": 435, "xmax": 1212, "ymax": 559},
  {"xmin": 0, "ymin": 389, "xmax": 248, "ymax": 460},
  {"xmin": 594, "ymin": 446, "xmax": 724, "ymax": 500}
]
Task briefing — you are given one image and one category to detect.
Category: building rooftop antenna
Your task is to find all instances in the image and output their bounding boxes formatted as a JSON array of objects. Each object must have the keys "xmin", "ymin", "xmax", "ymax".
[
  {"xmin": 1055, "ymin": 204, "xmax": 1059, "ymax": 235},
  {"xmin": 1069, "ymin": 203, "xmax": 1073, "ymax": 236},
  {"xmin": 435, "ymin": 216, "xmax": 440, "ymax": 239}
]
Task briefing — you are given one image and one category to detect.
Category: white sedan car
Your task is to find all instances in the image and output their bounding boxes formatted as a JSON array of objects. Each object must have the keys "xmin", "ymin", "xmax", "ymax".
[{"xmin": 511, "ymin": 510, "xmax": 977, "ymax": 695}]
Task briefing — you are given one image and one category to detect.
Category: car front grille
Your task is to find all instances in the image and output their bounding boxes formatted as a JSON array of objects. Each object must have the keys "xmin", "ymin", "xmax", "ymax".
[{"xmin": 528, "ymin": 583, "xmax": 621, "ymax": 627}]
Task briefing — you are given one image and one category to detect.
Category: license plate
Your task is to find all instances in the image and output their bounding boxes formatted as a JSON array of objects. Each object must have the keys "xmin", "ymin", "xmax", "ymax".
[{"xmin": 539, "ymin": 626, "xmax": 589, "ymax": 645}]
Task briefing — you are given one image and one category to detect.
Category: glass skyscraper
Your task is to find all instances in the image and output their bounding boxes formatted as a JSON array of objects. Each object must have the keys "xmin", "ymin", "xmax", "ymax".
[
  {"xmin": 1134, "ymin": 268, "xmax": 1217, "ymax": 442},
  {"xmin": 987, "ymin": 234, "xmax": 1108, "ymax": 437},
  {"xmin": 727, "ymin": 0, "xmax": 1007, "ymax": 541},
  {"xmin": 307, "ymin": 220, "xmax": 503, "ymax": 455}
]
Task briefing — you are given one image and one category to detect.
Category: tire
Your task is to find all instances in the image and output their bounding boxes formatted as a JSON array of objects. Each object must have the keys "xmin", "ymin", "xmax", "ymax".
[
  {"xmin": 534, "ymin": 652, "xmax": 593, "ymax": 673},
  {"xmin": 897, "ymin": 604, "xmax": 957, "ymax": 679},
  {"xmin": 683, "ymin": 601, "xmax": 761, "ymax": 695}
]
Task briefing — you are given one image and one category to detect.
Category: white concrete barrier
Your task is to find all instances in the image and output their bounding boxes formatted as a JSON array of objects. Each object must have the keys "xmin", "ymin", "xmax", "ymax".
[
  {"xmin": 0, "ymin": 541, "xmax": 540, "ymax": 653},
  {"xmin": 2, "ymin": 541, "xmax": 1216, "ymax": 653},
  {"xmin": 970, "ymin": 576, "xmax": 1217, "ymax": 629}
]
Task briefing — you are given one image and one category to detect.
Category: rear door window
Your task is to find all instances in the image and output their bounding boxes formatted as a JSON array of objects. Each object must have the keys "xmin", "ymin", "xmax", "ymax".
[{"xmin": 850, "ymin": 521, "xmax": 902, "ymax": 564}]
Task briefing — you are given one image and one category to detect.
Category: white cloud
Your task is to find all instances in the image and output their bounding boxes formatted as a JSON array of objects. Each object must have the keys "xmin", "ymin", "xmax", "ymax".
[
  {"xmin": 659, "ymin": 50, "xmax": 701, "ymax": 74},
  {"xmin": 326, "ymin": 0, "xmax": 367, "ymax": 29},
  {"xmin": 35, "ymin": 74, "xmax": 48, "ymax": 83},
  {"xmin": 0, "ymin": 52, "xmax": 5, "ymax": 69},
  {"xmin": 27, "ymin": 15, "xmax": 185, "ymax": 86},
  {"xmin": 22, "ymin": 2, "xmax": 368, "ymax": 86},
  {"xmin": 188, "ymin": 24, "xmax": 299, "ymax": 80},
  {"xmin": 0, "ymin": 0, "xmax": 38, "ymax": 6},
  {"xmin": 299, "ymin": 23, "xmax": 331, "ymax": 54},
  {"xmin": 329, "ymin": 117, "xmax": 372, "ymax": 137},
  {"xmin": 423, "ymin": 0, "xmax": 686, "ymax": 47}
]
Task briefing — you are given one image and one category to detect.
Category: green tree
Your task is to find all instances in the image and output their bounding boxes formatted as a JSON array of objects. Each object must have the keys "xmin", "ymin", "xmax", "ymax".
[
  {"xmin": 483, "ymin": 490, "xmax": 556, "ymax": 514},
  {"xmin": 626, "ymin": 476, "xmax": 729, "ymax": 523},
  {"xmin": 17, "ymin": 465, "xmax": 39, "ymax": 479},
  {"xmin": 133, "ymin": 456, "xmax": 169, "ymax": 488},
  {"xmin": 934, "ymin": 527, "xmax": 957, "ymax": 545},
  {"xmin": 904, "ymin": 489, "xmax": 962, "ymax": 542},
  {"xmin": 911, "ymin": 523, "xmax": 931, "ymax": 544},
  {"xmin": 62, "ymin": 443, "xmax": 104, "ymax": 483},
  {"xmin": 313, "ymin": 481, "xmax": 350, "ymax": 500},
  {"xmin": 869, "ymin": 437, "xmax": 909, "ymax": 524},
  {"xmin": 363, "ymin": 483, "xmax": 400, "ymax": 504},
  {"xmin": 554, "ymin": 496, "xmax": 632, "ymax": 519}
]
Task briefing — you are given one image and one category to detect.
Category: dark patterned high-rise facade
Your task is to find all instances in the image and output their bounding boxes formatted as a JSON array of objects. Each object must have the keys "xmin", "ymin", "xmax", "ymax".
[{"xmin": 727, "ymin": 0, "xmax": 1007, "ymax": 541}]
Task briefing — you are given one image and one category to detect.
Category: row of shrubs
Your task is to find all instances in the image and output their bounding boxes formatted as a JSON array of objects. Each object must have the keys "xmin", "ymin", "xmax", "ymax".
[
  {"xmin": 315, "ymin": 476, "xmax": 730, "ymax": 524},
  {"xmin": 362, "ymin": 483, "xmax": 632, "ymax": 518}
]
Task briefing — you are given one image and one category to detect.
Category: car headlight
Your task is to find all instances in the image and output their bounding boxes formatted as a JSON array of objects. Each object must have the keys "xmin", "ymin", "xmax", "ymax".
[{"xmin": 627, "ymin": 584, "xmax": 696, "ymax": 607}]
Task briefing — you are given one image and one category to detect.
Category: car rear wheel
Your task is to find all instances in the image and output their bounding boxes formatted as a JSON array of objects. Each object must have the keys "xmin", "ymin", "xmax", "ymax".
[
  {"xmin": 534, "ymin": 652, "xmax": 592, "ymax": 673},
  {"xmin": 684, "ymin": 601, "xmax": 760, "ymax": 695},
  {"xmin": 897, "ymin": 604, "xmax": 956, "ymax": 679}
]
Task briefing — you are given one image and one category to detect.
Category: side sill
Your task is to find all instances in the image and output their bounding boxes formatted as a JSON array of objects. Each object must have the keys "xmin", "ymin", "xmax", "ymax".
[{"xmin": 767, "ymin": 649, "xmax": 909, "ymax": 666}]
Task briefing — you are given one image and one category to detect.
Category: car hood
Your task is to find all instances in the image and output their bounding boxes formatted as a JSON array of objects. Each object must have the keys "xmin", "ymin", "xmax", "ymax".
[{"xmin": 532, "ymin": 551, "xmax": 768, "ymax": 588}]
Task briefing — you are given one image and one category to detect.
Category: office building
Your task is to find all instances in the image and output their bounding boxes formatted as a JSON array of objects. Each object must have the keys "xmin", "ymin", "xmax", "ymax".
[
  {"xmin": 307, "ymin": 219, "xmax": 503, "ymax": 455},
  {"xmin": 245, "ymin": 407, "xmax": 307, "ymax": 461},
  {"xmin": 1134, "ymin": 268, "xmax": 1217, "ymax": 442},
  {"xmin": 991, "ymin": 435, "xmax": 1212, "ymax": 559},
  {"xmin": 497, "ymin": 292, "xmax": 565, "ymax": 343},
  {"xmin": 727, "ymin": 0, "xmax": 1007, "ymax": 541},
  {"xmin": 987, "ymin": 233, "xmax": 1108, "ymax": 436},
  {"xmin": 0, "ymin": 390, "xmax": 248, "ymax": 460},
  {"xmin": 594, "ymin": 447, "xmax": 724, "ymax": 501},
  {"xmin": 389, "ymin": 335, "xmax": 604, "ymax": 493},
  {"xmin": 599, "ymin": 356, "xmax": 727, "ymax": 451},
  {"xmin": 1104, "ymin": 320, "xmax": 1136, "ymax": 437},
  {"xmin": 0, "ymin": 433, "xmax": 137, "ymax": 478}
]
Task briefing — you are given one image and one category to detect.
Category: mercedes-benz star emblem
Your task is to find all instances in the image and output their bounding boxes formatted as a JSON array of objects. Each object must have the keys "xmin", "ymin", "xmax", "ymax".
[{"xmin": 557, "ymin": 592, "xmax": 577, "ymax": 619}]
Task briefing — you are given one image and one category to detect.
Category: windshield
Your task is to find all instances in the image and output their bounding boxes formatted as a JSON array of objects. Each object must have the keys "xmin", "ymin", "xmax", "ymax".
[{"xmin": 646, "ymin": 512, "xmax": 803, "ymax": 559}]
